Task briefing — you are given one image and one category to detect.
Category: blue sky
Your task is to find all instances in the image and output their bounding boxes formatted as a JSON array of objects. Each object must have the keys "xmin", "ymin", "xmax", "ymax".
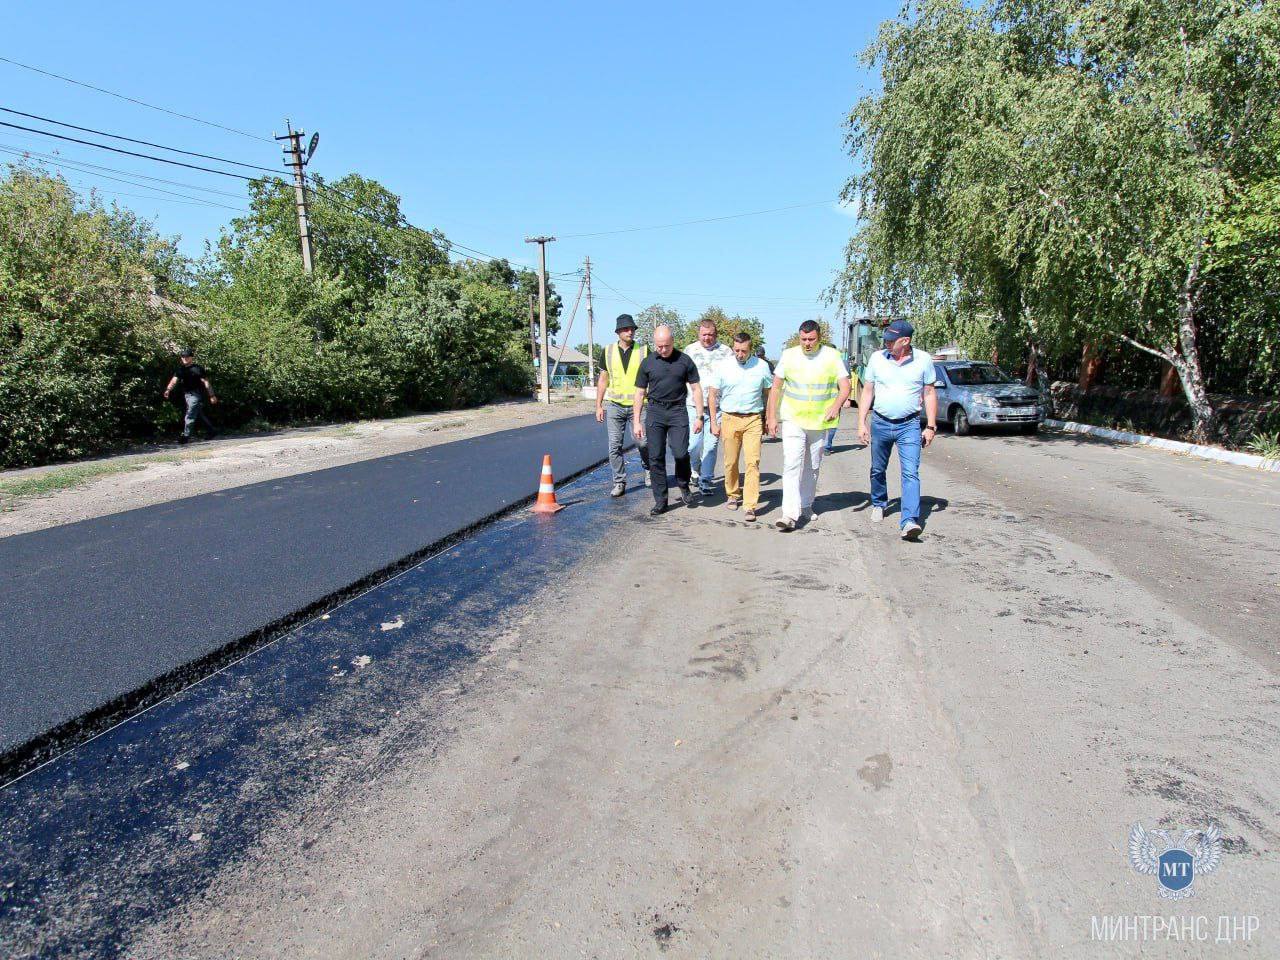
[{"xmin": 3, "ymin": 0, "xmax": 896, "ymax": 353}]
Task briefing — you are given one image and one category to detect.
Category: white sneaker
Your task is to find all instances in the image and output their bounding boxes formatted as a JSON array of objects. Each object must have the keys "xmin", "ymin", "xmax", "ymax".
[
  {"xmin": 690, "ymin": 469, "xmax": 700, "ymax": 484},
  {"xmin": 901, "ymin": 521, "xmax": 922, "ymax": 541},
  {"xmin": 870, "ymin": 506, "xmax": 884, "ymax": 523},
  {"xmin": 644, "ymin": 473, "xmax": 652, "ymax": 488}
]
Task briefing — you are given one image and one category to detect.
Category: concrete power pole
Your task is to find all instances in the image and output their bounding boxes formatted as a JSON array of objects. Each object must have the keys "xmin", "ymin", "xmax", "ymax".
[
  {"xmin": 276, "ymin": 121, "xmax": 315, "ymax": 274},
  {"xmin": 525, "ymin": 236, "xmax": 556, "ymax": 404},
  {"xmin": 528, "ymin": 293, "xmax": 539, "ymax": 389},
  {"xmin": 584, "ymin": 256, "xmax": 596, "ymax": 384}
]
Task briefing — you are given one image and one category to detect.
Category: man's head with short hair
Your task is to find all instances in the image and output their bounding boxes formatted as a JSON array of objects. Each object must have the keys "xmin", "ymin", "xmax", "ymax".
[
  {"xmin": 698, "ymin": 318, "xmax": 718, "ymax": 349},
  {"xmin": 732, "ymin": 330, "xmax": 753, "ymax": 363},
  {"xmin": 653, "ymin": 324, "xmax": 675, "ymax": 357},
  {"xmin": 797, "ymin": 320, "xmax": 821, "ymax": 354}
]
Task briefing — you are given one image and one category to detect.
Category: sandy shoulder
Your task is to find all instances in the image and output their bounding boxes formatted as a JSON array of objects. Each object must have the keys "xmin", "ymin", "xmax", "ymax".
[{"xmin": 0, "ymin": 398, "xmax": 592, "ymax": 538}]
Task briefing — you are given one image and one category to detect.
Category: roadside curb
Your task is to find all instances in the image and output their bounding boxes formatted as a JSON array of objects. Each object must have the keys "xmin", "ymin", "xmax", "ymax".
[{"xmin": 1044, "ymin": 418, "xmax": 1280, "ymax": 473}]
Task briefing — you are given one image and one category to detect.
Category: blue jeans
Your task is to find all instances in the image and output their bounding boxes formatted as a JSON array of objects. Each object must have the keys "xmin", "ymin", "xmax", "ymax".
[
  {"xmin": 870, "ymin": 414, "xmax": 922, "ymax": 528},
  {"xmin": 686, "ymin": 403, "xmax": 720, "ymax": 488}
]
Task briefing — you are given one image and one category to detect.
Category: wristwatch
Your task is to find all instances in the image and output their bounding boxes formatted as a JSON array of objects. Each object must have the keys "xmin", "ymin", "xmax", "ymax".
[{"xmin": 924, "ymin": 424, "xmax": 937, "ymax": 431}]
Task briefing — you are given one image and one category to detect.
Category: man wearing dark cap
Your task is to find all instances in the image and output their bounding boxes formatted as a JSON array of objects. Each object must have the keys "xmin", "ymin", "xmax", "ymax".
[
  {"xmin": 856, "ymin": 320, "xmax": 937, "ymax": 541},
  {"xmin": 163, "ymin": 348, "xmax": 219, "ymax": 445},
  {"xmin": 595, "ymin": 315, "xmax": 651, "ymax": 496}
]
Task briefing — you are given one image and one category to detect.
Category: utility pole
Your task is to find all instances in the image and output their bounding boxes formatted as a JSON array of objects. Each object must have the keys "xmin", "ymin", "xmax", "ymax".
[
  {"xmin": 276, "ymin": 120, "xmax": 315, "ymax": 274},
  {"xmin": 584, "ymin": 256, "xmax": 596, "ymax": 384},
  {"xmin": 528, "ymin": 293, "xmax": 539, "ymax": 388},
  {"xmin": 525, "ymin": 236, "xmax": 556, "ymax": 404}
]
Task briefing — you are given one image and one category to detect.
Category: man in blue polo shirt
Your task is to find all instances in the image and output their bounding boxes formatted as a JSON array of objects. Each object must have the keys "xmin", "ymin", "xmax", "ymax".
[{"xmin": 856, "ymin": 320, "xmax": 938, "ymax": 541}]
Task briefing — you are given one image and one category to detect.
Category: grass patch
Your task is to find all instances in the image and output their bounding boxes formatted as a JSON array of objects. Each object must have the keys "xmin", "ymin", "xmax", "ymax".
[
  {"xmin": 0, "ymin": 461, "xmax": 147, "ymax": 503},
  {"xmin": 1245, "ymin": 430, "xmax": 1280, "ymax": 461},
  {"xmin": 0, "ymin": 451, "xmax": 199, "ymax": 508}
]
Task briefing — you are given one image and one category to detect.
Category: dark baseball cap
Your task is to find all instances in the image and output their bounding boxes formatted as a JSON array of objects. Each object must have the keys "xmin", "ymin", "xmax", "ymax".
[
  {"xmin": 615, "ymin": 314, "xmax": 637, "ymax": 332},
  {"xmin": 179, "ymin": 347, "xmax": 195, "ymax": 357},
  {"xmin": 882, "ymin": 320, "xmax": 914, "ymax": 341}
]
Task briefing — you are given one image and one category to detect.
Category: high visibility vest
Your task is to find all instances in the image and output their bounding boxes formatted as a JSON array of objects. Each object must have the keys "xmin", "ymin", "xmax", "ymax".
[
  {"xmin": 778, "ymin": 345, "xmax": 843, "ymax": 430},
  {"xmin": 604, "ymin": 343, "xmax": 649, "ymax": 406}
]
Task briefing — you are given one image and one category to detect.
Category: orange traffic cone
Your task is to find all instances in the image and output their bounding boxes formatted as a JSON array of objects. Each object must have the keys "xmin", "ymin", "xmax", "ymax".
[{"xmin": 530, "ymin": 454, "xmax": 565, "ymax": 513}]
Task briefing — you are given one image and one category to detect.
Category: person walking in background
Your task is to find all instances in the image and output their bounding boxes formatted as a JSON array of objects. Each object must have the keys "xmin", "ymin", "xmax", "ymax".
[
  {"xmin": 163, "ymin": 348, "xmax": 218, "ymax": 445},
  {"xmin": 595, "ymin": 314, "xmax": 651, "ymax": 497},
  {"xmin": 634, "ymin": 325, "xmax": 703, "ymax": 516},
  {"xmin": 684, "ymin": 318, "xmax": 733, "ymax": 496},
  {"xmin": 766, "ymin": 321, "xmax": 852, "ymax": 532},
  {"xmin": 707, "ymin": 331, "xmax": 773, "ymax": 522},
  {"xmin": 856, "ymin": 320, "xmax": 938, "ymax": 541}
]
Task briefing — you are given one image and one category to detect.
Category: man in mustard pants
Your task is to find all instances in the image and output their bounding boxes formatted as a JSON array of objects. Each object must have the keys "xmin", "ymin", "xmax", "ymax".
[
  {"xmin": 766, "ymin": 320, "xmax": 853, "ymax": 531},
  {"xmin": 707, "ymin": 332, "xmax": 774, "ymax": 522}
]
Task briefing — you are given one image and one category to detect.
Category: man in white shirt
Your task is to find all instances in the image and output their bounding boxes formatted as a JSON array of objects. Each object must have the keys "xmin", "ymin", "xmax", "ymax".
[
  {"xmin": 856, "ymin": 320, "xmax": 938, "ymax": 541},
  {"xmin": 766, "ymin": 321, "xmax": 852, "ymax": 532},
  {"xmin": 684, "ymin": 319, "xmax": 734, "ymax": 496}
]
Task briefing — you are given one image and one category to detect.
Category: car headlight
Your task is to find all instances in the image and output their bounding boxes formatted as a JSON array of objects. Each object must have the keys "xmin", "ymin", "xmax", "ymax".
[{"xmin": 972, "ymin": 394, "xmax": 1001, "ymax": 407}]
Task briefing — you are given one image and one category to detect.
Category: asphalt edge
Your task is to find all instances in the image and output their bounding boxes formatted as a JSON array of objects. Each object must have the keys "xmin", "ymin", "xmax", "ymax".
[
  {"xmin": 0, "ymin": 450, "xmax": 612, "ymax": 788},
  {"xmin": 1044, "ymin": 419, "xmax": 1280, "ymax": 473}
]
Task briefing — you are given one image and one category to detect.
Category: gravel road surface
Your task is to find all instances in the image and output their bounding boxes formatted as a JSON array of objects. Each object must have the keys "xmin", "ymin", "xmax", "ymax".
[{"xmin": 2, "ymin": 417, "xmax": 1276, "ymax": 958}]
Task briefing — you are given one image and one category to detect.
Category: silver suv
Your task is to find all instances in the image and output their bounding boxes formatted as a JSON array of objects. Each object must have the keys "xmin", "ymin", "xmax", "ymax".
[{"xmin": 932, "ymin": 361, "xmax": 1048, "ymax": 435}]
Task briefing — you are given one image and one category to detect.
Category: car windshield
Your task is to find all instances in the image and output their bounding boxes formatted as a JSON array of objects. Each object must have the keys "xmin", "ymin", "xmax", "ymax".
[{"xmin": 945, "ymin": 363, "xmax": 1014, "ymax": 386}]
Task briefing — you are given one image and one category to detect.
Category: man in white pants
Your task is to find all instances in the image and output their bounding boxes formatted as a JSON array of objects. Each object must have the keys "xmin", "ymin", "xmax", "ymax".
[{"xmin": 766, "ymin": 320, "xmax": 852, "ymax": 532}]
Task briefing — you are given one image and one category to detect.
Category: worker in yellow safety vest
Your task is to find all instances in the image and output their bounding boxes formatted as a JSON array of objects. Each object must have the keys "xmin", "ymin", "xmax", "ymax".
[
  {"xmin": 596, "ymin": 314, "xmax": 651, "ymax": 497},
  {"xmin": 765, "ymin": 320, "xmax": 853, "ymax": 531}
]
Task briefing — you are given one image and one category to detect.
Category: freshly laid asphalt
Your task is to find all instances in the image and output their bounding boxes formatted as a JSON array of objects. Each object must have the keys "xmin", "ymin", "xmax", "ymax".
[{"xmin": 0, "ymin": 413, "xmax": 602, "ymax": 758}]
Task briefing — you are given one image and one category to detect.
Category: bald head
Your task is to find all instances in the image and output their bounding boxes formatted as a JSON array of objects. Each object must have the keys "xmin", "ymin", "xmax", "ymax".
[{"xmin": 653, "ymin": 325, "xmax": 675, "ymax": 357}]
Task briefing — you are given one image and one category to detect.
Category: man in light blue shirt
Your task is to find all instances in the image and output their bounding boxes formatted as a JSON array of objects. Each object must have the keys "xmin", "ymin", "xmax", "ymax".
[
  {"xmin": 707, "ymin": 332, "xmax": 774, "ymax": 520},
  {"xmin": 856, "ymin": 320, "xmax": 938, "ymax": 541}
]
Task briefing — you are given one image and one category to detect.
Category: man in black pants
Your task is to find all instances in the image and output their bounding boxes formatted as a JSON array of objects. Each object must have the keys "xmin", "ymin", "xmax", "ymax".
[
  {"xmin": 633, "ymin": 324, "xmax": 704, "ymax": 516},
  {"xmin": 163, "ymin": 348, "xmax": 219, "ymax": 444}
]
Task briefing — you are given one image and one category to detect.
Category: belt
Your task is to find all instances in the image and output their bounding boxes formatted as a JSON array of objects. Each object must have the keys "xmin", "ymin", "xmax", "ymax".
[
  {"xmin": 872, "ymin": 409, "xmax": 919, "ymax": 424},
  {"xmin": 721, "ymin": 409, "xmax": 762, "ymax": 416}
]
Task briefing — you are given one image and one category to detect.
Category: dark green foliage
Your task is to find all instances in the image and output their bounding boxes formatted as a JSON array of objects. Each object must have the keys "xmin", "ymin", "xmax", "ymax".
[{"xmin": 0, "ymin": 165, "xmax": 543, "ymax": 467}]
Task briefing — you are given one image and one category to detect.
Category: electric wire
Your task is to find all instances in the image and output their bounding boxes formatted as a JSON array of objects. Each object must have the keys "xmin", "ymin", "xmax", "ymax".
[
  {"xmin": 0, "ymin": 106, "xmax": 280, "ymax": 172},
  {"xmin": 0, "ymin": 144, "xmax": 251, "ymax": 210},
  {"xmin": 557, "ymin": 200, "xmax": 833, "ymax": 239},
  {"xmin": 0, "ymin": 55, "xmax": 271, "ymax": 142},
  {"xmin": 0, "ymin": 141, "xmax": 255, "ymax": 199},
  {"xmin": 0, "ymin": 119, "xmax": 266, "ymax": 180}
]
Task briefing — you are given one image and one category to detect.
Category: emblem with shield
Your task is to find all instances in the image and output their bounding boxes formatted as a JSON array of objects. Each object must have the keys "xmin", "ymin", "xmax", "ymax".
[{"xmin": 1129, "ymin": 823, "xmax": 1222, "ymax": 899}]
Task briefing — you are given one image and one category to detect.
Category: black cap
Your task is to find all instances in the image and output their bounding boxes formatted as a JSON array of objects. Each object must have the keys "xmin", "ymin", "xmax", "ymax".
[
  {"xmin": 615, "ymin": 314, "xmax": 637, "ymax": 332},
  {"xmin": 179, "ymin": 347, "xmax": 195, "ymax": 358},
  {"xmin": 882, "ymin": 320, "xmax": 914, "ymax": 341}
]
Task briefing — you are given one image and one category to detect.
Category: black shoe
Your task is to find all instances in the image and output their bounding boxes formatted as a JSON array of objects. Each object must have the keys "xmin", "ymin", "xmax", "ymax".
[
  {"xmin": 649, "ymin": 503, "xmax": 668, "ymax": 517},
  {"xmin": 177, "ymin": 435, "xmax": 190, "ymax": 445}
]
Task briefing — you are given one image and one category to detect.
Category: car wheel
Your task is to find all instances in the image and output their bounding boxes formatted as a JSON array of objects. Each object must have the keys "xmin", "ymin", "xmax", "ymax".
[
  {"xmin": 953, "ymin": 406, "xmax": 971, "ymax": 436},
  {"xmin": 1020, "ymin": 421, "xmax": 1040, "ymax": 435}
]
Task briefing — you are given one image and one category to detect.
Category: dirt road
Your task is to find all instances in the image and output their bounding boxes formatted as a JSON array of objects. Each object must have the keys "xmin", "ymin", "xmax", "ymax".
[{"xmin": 109, "ymin": 421, "xmax": 1278, "ymax": 959}]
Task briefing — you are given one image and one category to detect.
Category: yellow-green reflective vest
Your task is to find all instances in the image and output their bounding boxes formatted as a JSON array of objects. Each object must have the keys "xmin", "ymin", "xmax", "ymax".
[
  {"xmin": 778, "ymin": 345, "xmax": 843, "ymax": 430},
  {"xmin": 605, "ymin": 342, "xmax": 649, "ymax": 406}
]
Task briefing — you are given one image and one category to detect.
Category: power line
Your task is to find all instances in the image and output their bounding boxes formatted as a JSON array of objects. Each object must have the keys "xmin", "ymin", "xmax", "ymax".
[
  {"xmin": 557, "ymin": 200, "xmax": 833, "ymax": 239},
  {"xmin": 0, "ymin": 55, "xmax": 271, "ymax": 142},
  {"xmin": 0, "ymin": 106, "xmax": 278, "ymax": 172},
  {"xmin": 0, "ymin": 147, "xmax": 249, "ymax": 211},
  {"xmin": 0, "ymin": 141, "xmax": 251, "ymax": 198},
  {"xmin": 0, "ymin": 119, "xmax": 268, "ymax": 180}
]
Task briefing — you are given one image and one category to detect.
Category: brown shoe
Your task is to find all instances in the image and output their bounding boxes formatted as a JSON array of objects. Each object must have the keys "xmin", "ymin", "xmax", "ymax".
[
  {"xmin": 726, "ymin": 499, "xmax": 741, "ymax": 510},
  {"xmin": 744, "ymin": 509, "xmax": 757, "ymax": 522}
]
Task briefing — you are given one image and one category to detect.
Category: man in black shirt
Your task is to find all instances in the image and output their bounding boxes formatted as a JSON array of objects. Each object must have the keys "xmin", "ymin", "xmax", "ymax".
[
  {"xmin": 633, "ymin": 324, "xmax": 704, "ymax": 515},
  {"xmin": 163, "ymin": 348, "xmax": 219, "ymax": 444}
]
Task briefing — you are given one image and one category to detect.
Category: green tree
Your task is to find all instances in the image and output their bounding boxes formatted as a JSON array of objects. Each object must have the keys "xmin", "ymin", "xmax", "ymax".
[
  {"xmin": 693, "ymin": 306, "xmax": 767, "ymax": 355},
  {"xmin": 0, "ymin": 165, "xmax": 183, "ymax": 466},
  {"xmin": 838, "ymin": 0, "xmax": 1280, "ymax": 441},
  {"xmin": 633, "ymin": 304, "xmax": 685, "ymax": 347}
]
